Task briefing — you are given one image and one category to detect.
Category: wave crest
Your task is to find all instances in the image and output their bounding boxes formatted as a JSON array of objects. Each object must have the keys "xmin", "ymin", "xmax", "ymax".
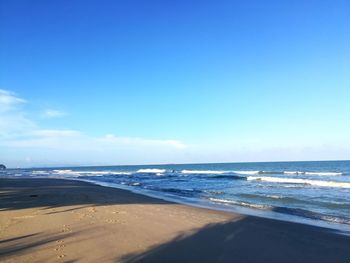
[
  {"xmin": 247, "ymin": 176, "xmax": 350, "ymax": 188},
  {"xmin": 233, "ymin": 171, "xmax": 260, "ymax": 175}
]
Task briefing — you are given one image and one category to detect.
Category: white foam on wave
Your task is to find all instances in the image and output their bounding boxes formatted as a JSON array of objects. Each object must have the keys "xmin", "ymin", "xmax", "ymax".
[
  {"xmin": 284, "ymin": 171, "xmax": 342, "ymax": 176},
  {"xmin": 75, "ymin": 171, "xmax": 130, "ymax": 175},
  {"xmin": 52, "ymin": 170, "xmax": 131, "ymax": 176},
  {"xmin": 233, "ymin": 170, "xmax": 260, "ymax": 175},
  {"xmin": 266, "ymin": 195, "xmax": 285, "ymax": 199},
  {"xmin": 136, "ymin": 169, "xmax": 166, "ymax": 173},
  {"xmin": 32, "ymin": 171, "xmax": 48, "ymax": 175},
  {"xmin": 53, "ymin": 169, "xmax": 73, "ymax": 174},
  {"xmin": 209, "ymin": 198, "xmax": 269, "ymax": 209},
  {"xmin": 247, "ymin": 176, "xmax": 350, "ymax": 189},
  {"xmin": 320, "ymin": 215, "xmax": 350, "ymax": 225},
  {"xmin": 181, "ymin": 170, "xmax": 227, "ymax": 174},
  {"xmin": 305, "ymin": 172, "xmax": 343, "ymax": 176}
]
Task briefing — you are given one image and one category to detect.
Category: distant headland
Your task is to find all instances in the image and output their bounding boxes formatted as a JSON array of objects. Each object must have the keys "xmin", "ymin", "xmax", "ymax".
[{"xmin": 0, "ymin": 164, "xmax": 6, "ymax": 170}]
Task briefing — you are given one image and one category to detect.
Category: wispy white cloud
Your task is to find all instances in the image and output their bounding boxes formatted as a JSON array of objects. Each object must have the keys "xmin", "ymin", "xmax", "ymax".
[
  {"xmin": 2, "ymin": 130, "xmax": 186, "ymax": 151},
  {"xmin": 0, "ymin": 89, "xmax": 188, "ymax": 167},
  {"xmin": 42, "ymin": 109, "xmax": 67, "ymax": 119},
  {"xmin": 0, "ymin": 114, "xmax": 36, "ymax": 136},
  {"xmin": 0, "ymin": 89, "xmax": 35, "ymax": 136},
  {"xmin": 0, "ymin": 89, "xmax": 26, "ymax": 112}
]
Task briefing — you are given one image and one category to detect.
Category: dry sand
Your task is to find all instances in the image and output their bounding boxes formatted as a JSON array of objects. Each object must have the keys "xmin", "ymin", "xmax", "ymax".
[{"xmin": 0, "ymin": 178, "xmax": 349, "ymax": 263}]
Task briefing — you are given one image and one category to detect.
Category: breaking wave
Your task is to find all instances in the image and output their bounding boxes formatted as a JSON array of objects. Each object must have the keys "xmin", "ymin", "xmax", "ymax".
[
  {"xmin": 234, "ymin": 170, "xmax": 343, "ymax": 176},
  {"xmin": 51, "ymin": 170, "xmax": 131, "ymax": 176},
  {"xmin": 247, "ymin": 176, "xmax": 350, "ymax": 189},
  {"xmin": 284, "ymin": 171, "xmax": 342, "ymax": 176},
  {"xmin": 233, "ymin": 170, "xmax": 261, "ymax": 175}
]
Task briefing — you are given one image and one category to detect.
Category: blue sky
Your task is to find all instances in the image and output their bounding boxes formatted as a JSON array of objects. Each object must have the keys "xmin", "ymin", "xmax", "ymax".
[{"xmin": 1, "ymin": 0, "xmax": 350, "ymax": 167}]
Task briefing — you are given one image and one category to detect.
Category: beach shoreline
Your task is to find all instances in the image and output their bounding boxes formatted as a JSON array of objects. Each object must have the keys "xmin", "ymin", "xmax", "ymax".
[
  {"xmin": 78, "ymin": 177, "xmax": 350, "ymax": 233},
  {"xmin": 1, "ymin": 178, "xmax": 350, "ymax": 262}
]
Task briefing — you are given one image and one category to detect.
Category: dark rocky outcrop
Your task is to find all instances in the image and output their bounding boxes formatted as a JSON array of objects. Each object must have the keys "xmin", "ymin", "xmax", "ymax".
[{"xmin": 0, "ymin": 164, "xmax": 6, "ymax": 170}]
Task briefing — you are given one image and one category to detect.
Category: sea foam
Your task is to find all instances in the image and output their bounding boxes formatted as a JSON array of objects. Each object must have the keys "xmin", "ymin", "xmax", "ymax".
[
  {"xmin": 284, "ymin": 171, "xmax": 342, "ymax": 176},
  {"xmin": 209, "ymin": 198, "xmax": 269, "ymax": 209},
  {"xmin": 247, "ymin": 176, "xmax": 350, "ymax": 188},
  {"xmin": 51, "ymin": 170, "xmax": 130, "ymax": 176},
  {"xmin": 304, "ymin": 172, "xmax": 343, "ymax": 176},
  {"xmin": 233, "ymin": 170, "xmax": 261, "ymax": 175}
]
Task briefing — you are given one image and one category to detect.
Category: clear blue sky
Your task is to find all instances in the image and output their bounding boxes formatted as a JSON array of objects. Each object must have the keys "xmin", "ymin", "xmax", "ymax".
[{"xmin": 1, "ymin": 0, "xmax": 349, "ymax": 167}]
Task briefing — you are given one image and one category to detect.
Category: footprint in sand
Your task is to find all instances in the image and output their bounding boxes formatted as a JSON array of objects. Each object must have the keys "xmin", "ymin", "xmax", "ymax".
[
  {"xmin": 61, "ymin": 225, "xmax": 72, "ymax": 233},
  {"xmin": 55, "ymin": 240, "xmax": 66, "ymax": 250},
  {"xmin": 54, "ymin": 244, "xmax": 66, "ymax": 251},
  {"xmin": 54, "ymin": 240, "xmax": 66, "ymax": 259}
]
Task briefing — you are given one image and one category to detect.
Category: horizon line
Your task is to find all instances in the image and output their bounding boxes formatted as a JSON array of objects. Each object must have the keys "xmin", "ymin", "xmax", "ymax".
[{"xmin": 5, "ymin": 159, "xmax": 350, "ymax": 169}]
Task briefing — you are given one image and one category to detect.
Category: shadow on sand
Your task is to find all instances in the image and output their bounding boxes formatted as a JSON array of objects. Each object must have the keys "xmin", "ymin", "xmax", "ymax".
[
  {"xmin": 0, "ymin": 178, "xmax": 169, "ymax": 262},
  {"xmin": 1, "ymin": 178, "xmax": 350, "ymax": 263},
  {"xmin": 120, "ymin": 216, "xmax": 350, "ymax": 263},
  {"xmin": 0, "ymin": 178, "xmax": 168, "ymax": 212}
]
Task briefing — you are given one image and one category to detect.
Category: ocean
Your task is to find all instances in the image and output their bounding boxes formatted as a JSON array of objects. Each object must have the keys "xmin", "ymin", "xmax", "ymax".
[{"xmin": 2, "ymin": 160, "xmax": 350, "ymax": 232}]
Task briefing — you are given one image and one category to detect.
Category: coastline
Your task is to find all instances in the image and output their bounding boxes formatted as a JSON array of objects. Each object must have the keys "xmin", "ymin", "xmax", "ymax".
[
  {"xmin": 79, "ymin": 177, "xmax": 350, "ymax": 233},
  {"xmin": 1, "ymin": 178, "xmax": 350, "ymax": 262}
]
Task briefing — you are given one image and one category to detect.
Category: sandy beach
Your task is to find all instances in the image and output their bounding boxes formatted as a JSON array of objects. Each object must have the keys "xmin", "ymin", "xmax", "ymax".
[{"xmin": 0, "ymin": 178, "xmax": 349, "ymax": 263}]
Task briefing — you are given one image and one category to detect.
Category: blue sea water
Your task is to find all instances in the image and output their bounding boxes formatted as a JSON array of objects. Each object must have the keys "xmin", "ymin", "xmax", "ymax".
[{"xmin": 2, "ymin": 160, "xmax": 350, "ymax": 231}]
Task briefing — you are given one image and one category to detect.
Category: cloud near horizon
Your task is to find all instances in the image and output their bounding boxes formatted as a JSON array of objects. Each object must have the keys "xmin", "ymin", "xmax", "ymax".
[
  {"xmin": 0, "ymin": 89, "xmax": 188, "ymax": 167},
  {"xmin": 1, "ymin": 89, "xmax": 348, "ymax": 168}
]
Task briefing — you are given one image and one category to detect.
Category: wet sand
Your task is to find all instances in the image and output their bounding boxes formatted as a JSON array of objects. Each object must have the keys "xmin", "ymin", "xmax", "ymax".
[{"xmin": 1, "ymin": 178, "xmax": 349, "ymax": 262}]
